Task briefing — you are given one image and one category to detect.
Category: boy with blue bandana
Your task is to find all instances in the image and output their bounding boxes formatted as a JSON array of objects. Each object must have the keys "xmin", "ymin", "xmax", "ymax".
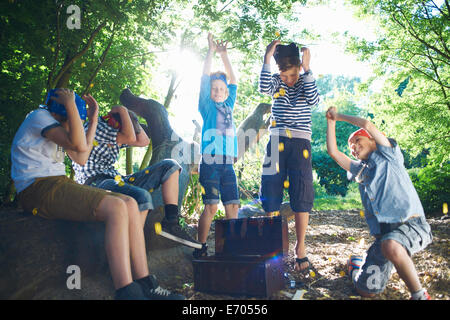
[
  {"xmin": 325, "ymin": 106, "xmax": 432, "ymax": 300},
  {"xmin": 194, "ymin": 33, "xmax": 239, "ymax": 258}
]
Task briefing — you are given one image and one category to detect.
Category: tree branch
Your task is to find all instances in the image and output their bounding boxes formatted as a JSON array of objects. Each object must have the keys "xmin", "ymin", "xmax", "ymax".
[
  {"xmin": 82, "ymin": 25, "xmax": 116, "ymax": 96},
  {"xmin": 46, "ymin": 3, "xmax": 63, "ymax": 92},
  {"xmin": 391, "ymin": 6, "xmax": 450, "ymax": 61},
  {"xmin": 421, "ymin": 2, "xmax": 449, "ymax": 57},
  {"xmin": 51, "ymin": 22, "xmax": 107, "ymax": 88}
]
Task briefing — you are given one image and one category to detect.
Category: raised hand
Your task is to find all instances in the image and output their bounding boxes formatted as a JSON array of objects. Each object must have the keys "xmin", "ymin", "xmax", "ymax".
[
  {"xmin": 301, "ymin": 47, "xmax": 311, "ymax": 72},
  {"xmin": 216, "ymin": 40, "xmax": 229, "ymax": 55},
  {"xmin": 326, "ymin": 106, "xmax": 338, "ymax": 121},
  {"xmin": 264, "ymin": 40, "xmax": 281, "ymax": 64},
  {"xmin": 207, "ymin": 33, "xmax": 217, "ymax": 52},
  {"xmin": 82, "ymin": 94, "xmax": 99, "ymax": 121},
  {"xmin": 49, "ymin": 88, "xmax": 75, "ymax": 107}
]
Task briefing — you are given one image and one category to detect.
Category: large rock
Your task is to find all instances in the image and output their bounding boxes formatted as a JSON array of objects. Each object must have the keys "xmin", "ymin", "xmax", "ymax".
[{"xmin": 0, "ymin": 207, "xmax": 194, "ymax": 299}]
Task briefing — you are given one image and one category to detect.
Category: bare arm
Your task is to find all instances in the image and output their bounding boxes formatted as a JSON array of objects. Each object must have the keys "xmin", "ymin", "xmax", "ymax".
[
  {"xmin": 335, "ymin": 113, "xmax": 391, "ymax": 148},
  {"xmin": 112, "ymin": 106, "xmax": 137, "ymax": 146},
  {"xmin": 326, "ymin": 109, "xmax": 353, "ymax": 172},
  {"xmin": 217, "ymin": 40, "xmax": 237, "ymax": 84},
  {"xmin": 44, "ymin": 89, "xmax": 88, "ymax": 153},
  {"xmin": 202, "ymin": 33, "xmax": 216, "ymax": 75},
  {"xmin": 66, "ymin": 94, "xmax": 99, "ymax": 165},
  {"xmin": 264, "ymin": 40, "xmax": 281, "ymax": 64}
]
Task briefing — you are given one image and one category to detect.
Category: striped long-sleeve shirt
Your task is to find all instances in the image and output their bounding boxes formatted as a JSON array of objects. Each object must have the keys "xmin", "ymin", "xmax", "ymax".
[{"xmin": 259, "ymin": 64, "xmax": 319, "ymax": 140}]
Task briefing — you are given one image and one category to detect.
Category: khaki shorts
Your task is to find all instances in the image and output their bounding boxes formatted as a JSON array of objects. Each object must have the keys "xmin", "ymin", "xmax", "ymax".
[{"xmin": 18, "ymin": 175, "xmax": 121, "ymax": 222}]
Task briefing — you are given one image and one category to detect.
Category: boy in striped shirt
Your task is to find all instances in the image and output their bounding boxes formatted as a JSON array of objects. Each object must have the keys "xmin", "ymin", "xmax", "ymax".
[{"xmin": 259, "ymin": 40, "xmax": 319, "ymax": 272}]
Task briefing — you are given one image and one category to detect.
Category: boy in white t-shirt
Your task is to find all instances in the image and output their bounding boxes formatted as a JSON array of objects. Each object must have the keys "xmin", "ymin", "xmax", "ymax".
[{"xmin": 11, "ymin": 89, "xmax": 184, "ymax": 300}]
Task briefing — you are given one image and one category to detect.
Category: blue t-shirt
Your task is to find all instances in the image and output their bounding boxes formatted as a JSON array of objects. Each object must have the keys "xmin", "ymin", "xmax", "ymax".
[{"xmin": 198, "ymin": 74, "xmax": 238, "ymax": 158}]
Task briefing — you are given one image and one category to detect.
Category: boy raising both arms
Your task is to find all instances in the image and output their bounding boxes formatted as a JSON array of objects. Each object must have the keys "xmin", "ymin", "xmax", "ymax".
[
  {"xmin": 325, "ymin": 106, "xmax": 432, "ymax": 300},
  {"xmin": 194, "ymin": 33, "xmax": 239, "ymax": 258},
  {"xmin": 259, "ymin": 40, "xmax": 319, "ymax": 272}
]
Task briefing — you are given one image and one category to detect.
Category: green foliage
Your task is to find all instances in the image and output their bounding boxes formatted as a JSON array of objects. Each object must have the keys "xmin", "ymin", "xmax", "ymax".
[
  {"xmin": 409, "ymin": 163, "xmax": 450, "ymax": 216},
  {"xmin": 345, "ymin": 0, "xmax": 450, "ymax": 165},
  {"xmin": 311, "ymin": 82, "xmax": 366, "ymax": 197},
  {"xmin": 181, "ymin": 173, "xmax": 203, "ymax": 218},
  {"xmin": 313, "ymin": 150, "xmax": 351, "ymax": 197}
]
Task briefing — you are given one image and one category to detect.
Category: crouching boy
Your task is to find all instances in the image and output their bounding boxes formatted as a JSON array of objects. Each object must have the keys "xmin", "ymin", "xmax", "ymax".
[{"xmin": 325, "ymin": 106, "xmax": 432, "ymax": 300}]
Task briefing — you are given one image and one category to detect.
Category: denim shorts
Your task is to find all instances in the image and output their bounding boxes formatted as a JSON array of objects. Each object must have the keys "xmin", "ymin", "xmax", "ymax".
[
  {"xmin": 86, "ymin": 159, "xmax": 181, "ymax": 211},
  {"xmin": 198, "ymin": 158, "xmax": 239, "ymax": 205},
  {"xmin": 354, "ymin": 216, "xmax": 433, "ymax": 294},
  {"xmin": 259, "ymin": 135, "xmax": 314, "ymax": 213}
]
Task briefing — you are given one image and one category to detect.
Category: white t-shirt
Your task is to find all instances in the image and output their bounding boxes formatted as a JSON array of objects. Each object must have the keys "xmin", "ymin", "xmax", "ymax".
[{"xmin": 11, "ymin": 109, "xmax": 66, "ymax": 193}]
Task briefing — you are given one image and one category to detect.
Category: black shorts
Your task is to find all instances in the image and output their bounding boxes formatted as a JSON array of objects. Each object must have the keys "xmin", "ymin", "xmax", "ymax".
[{"xmin": 259, "ymin": 135, "xmax": 314, "ymax": 213}]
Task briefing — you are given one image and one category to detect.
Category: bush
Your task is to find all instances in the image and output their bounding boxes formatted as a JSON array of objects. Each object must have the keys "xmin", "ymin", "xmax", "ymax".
[
  {"xmin": 409, "ymin": 163, "xmax": 450, "ymax": 217},
  {"xmin": 313, "ymin": 150, "xmax": 351, "ymax": 197}
]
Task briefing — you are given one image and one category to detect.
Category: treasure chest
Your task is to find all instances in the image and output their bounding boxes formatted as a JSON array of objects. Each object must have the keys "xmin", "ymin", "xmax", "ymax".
[
  {"xmin": 192, "ymin": 255, "xmax": 284, "ymax": 297},
  {"xmin": 192, "ymin": 216, "xmax": 288, "ymax": 297},
  {"xmin": 215, "ymin": 216, "xmax": 289, "ymax": 257}
]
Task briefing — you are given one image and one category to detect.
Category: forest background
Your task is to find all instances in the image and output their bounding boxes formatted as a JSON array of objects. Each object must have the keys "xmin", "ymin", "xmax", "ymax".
[{"xmin": 0, "ymin": 0, "xmax": 448, "ymax": 219}]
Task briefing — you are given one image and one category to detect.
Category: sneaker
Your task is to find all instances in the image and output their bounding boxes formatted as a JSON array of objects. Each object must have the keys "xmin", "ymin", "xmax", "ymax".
[
  {"xmin": 115, "ymin": 281, "xmax": 149, "ymax": 300},
  {"xmin": 193, "ymin": 243, "xmax": 208, "ymax": 259},
  {"xmin": 161, "ymin": 218, "xmax": 199, "ymax": 244},
  {"xmin": 347, "ymin": 255, "xmax": 364, "ymax": 283},
  {"xmin": 411, "ymin": 289, "xmax": 432, "ymax": 300},
  {"xmin": 138, "ymin": 275, "xmax": 185, "ymax": 300}
]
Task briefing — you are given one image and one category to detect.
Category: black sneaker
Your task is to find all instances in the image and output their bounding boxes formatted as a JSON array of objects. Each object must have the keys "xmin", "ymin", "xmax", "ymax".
[
  {"xmin": 115, "ymin": 281, "xmax": 149, "ymax": 300},
  {"xmin": 193, "ymin": 243, "xmax": 208, "ymax": 259},
  {"xmin": 161, "ymin": 218, "xmax": 199, "ymax": 244},
  {"xmin": 138, "ymin": 275, "xmax": 185, "ymax": 300}
]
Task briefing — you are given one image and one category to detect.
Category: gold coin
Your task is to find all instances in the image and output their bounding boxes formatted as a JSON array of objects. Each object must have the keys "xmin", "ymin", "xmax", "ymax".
[
  {"xmin": 279, "ymin": 88, "xmax": 286, "ymax": 96},
  {"xmin": 129, "ymin": 177, "xmax": 135, "ymax": 182},
  {"xmin": 283, "ymin": 180, "xmax": 289, "ymax": 188},
  {"xmin": 278, "ymin": 142, "xmax": 284, "ymax": 152},
  {"xmin": 309, "ymin": 270, "xmax": 316, "ymax": 278},
  {"xmin": 92, "ymin": 139, "xmax": 98, "ymax": 147},
  {"xmin": 118, "ymin": 181, "xmax": 125, "ymax": 187},
  {"xmin": 359, "ymin": 210, "xmax": 365, "ymax": 218},
  {"xmin": 145, "ymin": 170, "xmax": 149, "ymax": 174},
  {"xmin": 154, "ymin": 222, "xmax": 162, "ymax": 235},
  {"xmin": 201, "ymin": 186, "xmax": 205, "ymax": 195},
  {"xmin": 339, "ymin": 271, "xmax": 346, "ymax": 277},
  {"xmin": 276, "ymin": 162, "xmax": 280, "ymax": 173},
  {"xmin": 274, "ymin": 92, "xmax": 280, "ymax": 98},
  {"xmin": 443, "ymin": 202, "xmax": 448, "ymax": 214},
  {"xmin": 303, "ymin": 149, "xmax": 309, "ymax": 159},
  {"xmin": 32, "ymin": 208, "xmax": 38, "ymax": 215},
  {"xmin": 114, "ymin": 175, "xmax": 122, "ymax": 182},
  {"xmin": 271, "ymin": 119, "xmax": 277, "ymax": 127},
  {"xmin": 285, "ymin": 129, "xmax": 292, "ymax": 138}
]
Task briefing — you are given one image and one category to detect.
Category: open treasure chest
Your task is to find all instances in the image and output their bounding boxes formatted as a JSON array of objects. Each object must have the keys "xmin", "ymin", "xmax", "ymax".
[{"xmin": 192, "ymin": 216, "xmax": 289, "ymax": 297}]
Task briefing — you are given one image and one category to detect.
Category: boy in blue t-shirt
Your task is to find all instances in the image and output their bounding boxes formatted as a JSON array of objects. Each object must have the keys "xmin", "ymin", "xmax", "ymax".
[{"xmin": 194, "ymin": 33, "xmax": 239, "ymax": 258}]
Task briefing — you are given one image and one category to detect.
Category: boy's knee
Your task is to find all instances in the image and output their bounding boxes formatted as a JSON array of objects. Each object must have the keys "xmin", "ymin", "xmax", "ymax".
[
  {"xmin": 356, "ymin": 287, "xmax": 376, "ymax": 298},
  {"xmin": 205, "ymin": 203, "xmax": 218, "ymax": 215},
  {"xmin": 381, "ymin": 239, "xmax": 405, "ymax": 261},
  {"xmin": 99, "ymin": 196, "xmax": 129, "ymax": 222}
]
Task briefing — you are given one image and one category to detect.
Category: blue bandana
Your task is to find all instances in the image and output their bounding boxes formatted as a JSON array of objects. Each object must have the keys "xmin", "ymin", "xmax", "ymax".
[
  {"xmin": 44, "ymin": 89, "xmax": 87, "ymax": 120},
  {"xmin": 210, "ymin": 73, "xmax": 228, "ymax": 86}
]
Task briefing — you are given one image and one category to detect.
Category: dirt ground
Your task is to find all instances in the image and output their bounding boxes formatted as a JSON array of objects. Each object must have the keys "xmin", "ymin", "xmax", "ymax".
[{"xmin": 178, "ymin": 209, "xmax": 449, "ymax": 300}]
